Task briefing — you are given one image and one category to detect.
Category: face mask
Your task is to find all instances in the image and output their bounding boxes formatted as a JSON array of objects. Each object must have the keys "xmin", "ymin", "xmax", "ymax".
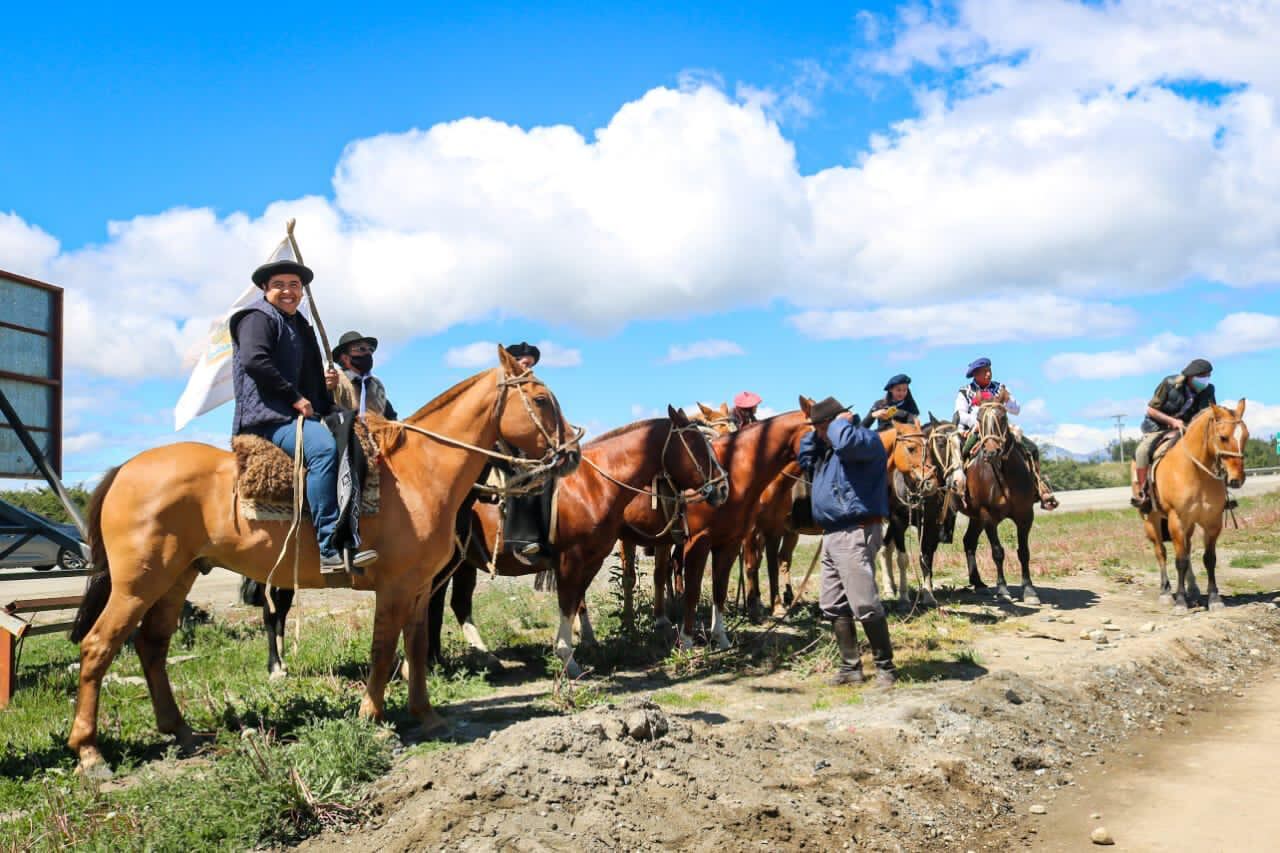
[
  {"xmin": 1189, "ymin": 376, "xmax": 1209, "ymax": 392},
  {"xmin": 349, "ymin": 354, "xmax": 374, "ymax": 374}
]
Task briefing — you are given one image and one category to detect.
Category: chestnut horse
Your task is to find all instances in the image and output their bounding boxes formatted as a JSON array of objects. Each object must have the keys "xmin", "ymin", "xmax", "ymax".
[
  {"xmin": 620, "ymin": 402, "xmax": 815, "ymax": 649},
  {"xmin": 958, "ymin": 402, "xmax": 1043, "ymax": 603},
  {"xmin": 421, "ymin": 406, "xmax": 728, "ymax": 676},
  {"xmin": 880, "ymin": 418, "xmax": 956, "ymax": 609},
  {"xmin": 743, "ymin": 421, "xmax": 935, "ymax": 620},
  {"xmin": 1136, "ymin": 401, "xmax": 1248, "ymax": 613},
  {"xmin": 67, "ymin": 349, "xmax": 578, "ymax": 776}
]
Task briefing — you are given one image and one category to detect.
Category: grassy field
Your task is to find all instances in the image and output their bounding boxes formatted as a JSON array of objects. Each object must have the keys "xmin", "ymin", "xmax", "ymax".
[{"xmin": 2, "ymin": 491, "xmax": 1277, "ymax": 850}]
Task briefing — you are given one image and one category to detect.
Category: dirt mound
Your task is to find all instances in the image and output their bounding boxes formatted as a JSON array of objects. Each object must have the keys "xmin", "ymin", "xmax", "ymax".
[{"xmin": 301, "ymin": 600, "xmax": 1280, "ymax": 853}]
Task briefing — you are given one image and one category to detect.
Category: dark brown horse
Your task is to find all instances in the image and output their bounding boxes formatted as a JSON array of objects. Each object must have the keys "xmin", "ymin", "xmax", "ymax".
[
  {"xmin": 620, "ymin": 403, "xmax": 816, "ymax": 649},
  {"xmin": 959, "ymin": 403, "xmax": 1043, "ymax": 603},
  {"xmin": 416, "ymin": 407, "xmax": 728, "ymax": 676}
]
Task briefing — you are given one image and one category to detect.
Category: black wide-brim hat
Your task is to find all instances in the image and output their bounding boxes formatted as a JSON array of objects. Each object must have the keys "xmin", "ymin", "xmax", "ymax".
[
  {"xmin": 808, "ymin": 396, "xmax": 849, "ymax": 425},
  {"xmin": 505, "ymin": 341, "xmax": 541, "ymax": 364},
  {"xmin": 252, "ymin": 259, "xmax": 314, "ymax": 287},
  {"xmin": 333, "ymin": 330, "xmax": 378, "ymax": 361}
]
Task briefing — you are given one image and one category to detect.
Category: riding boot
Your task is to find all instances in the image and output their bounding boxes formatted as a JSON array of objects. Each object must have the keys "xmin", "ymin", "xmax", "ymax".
[
  {"xmin": 829, "ymin": 616, "xmax": 864, "ymax": 685},
  {"xmin": 1130, "ymin": 467, "xmax": 1151, "ymax": 512},
  {"xmin": 861, "ymin": 616, "xmax": 897, "ymax": 689}
]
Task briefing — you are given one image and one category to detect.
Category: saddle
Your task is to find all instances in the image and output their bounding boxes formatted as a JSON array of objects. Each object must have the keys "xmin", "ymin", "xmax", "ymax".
[
  {"xmin": 1145, "ymin": 431, "xmax": 1183, "ymax": 521},
  {"xmin": 232, "ymin": 419, "xmax": 382, "ymax": 521}
]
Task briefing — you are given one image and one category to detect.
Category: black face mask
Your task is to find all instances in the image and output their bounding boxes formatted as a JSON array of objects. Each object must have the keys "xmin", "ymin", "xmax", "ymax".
[{"xmin": 348, "ymin": 354, "xmax": 374, "ymax": 374}]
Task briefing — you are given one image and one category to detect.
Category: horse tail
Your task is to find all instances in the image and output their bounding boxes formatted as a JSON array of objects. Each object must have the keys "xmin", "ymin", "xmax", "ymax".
[{"xmin": 70, "ymin": 466, "xmax": 122, "ymax": 643}]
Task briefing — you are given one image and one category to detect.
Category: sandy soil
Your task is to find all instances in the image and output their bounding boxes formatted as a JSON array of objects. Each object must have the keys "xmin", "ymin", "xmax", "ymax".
[{"xmin": 297, "ymin": 564, "xmax": 1280, "ymax": 853}]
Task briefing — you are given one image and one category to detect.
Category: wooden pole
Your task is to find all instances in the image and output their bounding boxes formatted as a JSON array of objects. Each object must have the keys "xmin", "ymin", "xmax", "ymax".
[{"xmin": 285, "ymin": 219, "xmax": 334, "ymax": 369}]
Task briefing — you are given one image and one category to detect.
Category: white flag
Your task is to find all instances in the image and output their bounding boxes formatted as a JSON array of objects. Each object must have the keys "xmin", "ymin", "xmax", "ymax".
[{"xmin": 173, "ymin": 285, "xmax": 260, "ymax": 430}]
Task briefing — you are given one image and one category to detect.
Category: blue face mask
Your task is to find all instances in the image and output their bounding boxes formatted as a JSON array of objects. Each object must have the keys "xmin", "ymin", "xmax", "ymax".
[{"xmin": 1189, "ymin": 376, "xmax": 1210, "ymax": 392}]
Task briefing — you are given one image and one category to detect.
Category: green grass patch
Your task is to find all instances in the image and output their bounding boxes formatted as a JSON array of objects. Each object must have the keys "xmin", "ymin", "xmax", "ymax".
[
  {"xmin": 1230, "ymin": 552, "xmax": 1280, "ymax": 569},
  {"xmin": 650, "ymin": 689, "xmax": 717, "ymax": 710}
]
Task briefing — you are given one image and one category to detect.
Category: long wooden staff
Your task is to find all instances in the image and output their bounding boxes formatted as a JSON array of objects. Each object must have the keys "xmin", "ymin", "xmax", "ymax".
[{"xmin": 286, "ymin": 218, "xmax": 334, "ymax": 368}]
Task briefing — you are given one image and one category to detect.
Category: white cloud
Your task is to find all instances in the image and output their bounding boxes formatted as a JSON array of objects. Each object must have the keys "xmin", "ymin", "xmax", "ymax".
[
  {"xmin": 63, "ymin": 432, "xmax": 106, "ymax": 454},
  {"xmin": 1227, "ymin": 399, "xmax": 1280, "ymax": 438},
  {"xmin": 1077, "ymin": 397, "xmax": 1150, "ymax": 420},
  {"xmin": 444, "ymin": 339, "xmax": 580, "ymax": 369},
  {"xmin": 1029, "ymin": 423, "xmax": 1138, "ymax": 456},
  {"xmin": 1017, "ymin": 397, "xmax": 1052, "ymax": 428},
  {"xmin": 791, "ymin": 294, "xmax": 1134, "ymax": 347},
  {"xmin": 662, "ymin": 339, "xmax": 747, "ymax": 364},
  {"xmin": 1045, "ymin": 311, "xmax": 1280, "ymax": 379}
]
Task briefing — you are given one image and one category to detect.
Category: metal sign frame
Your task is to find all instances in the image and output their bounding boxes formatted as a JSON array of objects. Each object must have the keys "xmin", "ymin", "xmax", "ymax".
[{"xmin": 0, "ymin": 269, "xmax": 63, "ymax": 479}]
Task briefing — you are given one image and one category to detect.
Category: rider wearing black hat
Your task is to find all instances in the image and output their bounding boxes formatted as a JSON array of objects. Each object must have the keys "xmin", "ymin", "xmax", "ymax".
[
  {"xmin": 497, "ymin": 341, "xmax": 550, "ymax": 564},
  {"xmin": 1131, "ymin": 358, "xmax": 1217, "ymax": 511},
  {"xmin": 861, "ymin": 373, "xmax": 920, "ymax": 432},
  {"xmin": 505, "ymin": 341, "xmax": 541, "ymax": 373},
  {"xmin": 330, "ymin": 331, "xmax": 398, "ymax": 420}
]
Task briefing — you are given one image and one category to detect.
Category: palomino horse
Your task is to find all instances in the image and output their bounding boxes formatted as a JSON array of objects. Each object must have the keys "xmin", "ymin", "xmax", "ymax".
[
  {"xmin": 420, "ymin": 407, "xmax": 728, "ymax": 676},
  {"xmin": 881, "ymin": 417, "xmax": 960, "ymax": 609},
  {"xmin": 959, "ymin": 402, "xmax": 1043, "ymax": 604},
  {"xmin": 743, "ymin": 421, "xmax": 935, "ymax": 620},
  {"xmin": 67, "ymin": 348, "xmax": 579, "ymax": 775},
  {"xmin": 641, "ymin": 402, "xmax": 816, "ymax": 649},
  {"xmin": 1136, "ymin": 401, "xmax": 1248, "ymax": 613}
]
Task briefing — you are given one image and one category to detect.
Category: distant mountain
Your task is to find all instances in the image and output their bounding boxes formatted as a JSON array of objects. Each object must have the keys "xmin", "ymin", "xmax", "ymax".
[{"xmin": 1038, "ymin": 443, "xmax": 1111, "ymax": 463}]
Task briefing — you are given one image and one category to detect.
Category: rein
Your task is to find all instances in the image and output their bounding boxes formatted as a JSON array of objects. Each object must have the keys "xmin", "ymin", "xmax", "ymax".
[{"xmin": 1180, "ymin": 409, "xmax": 1245, "ymax": 482}]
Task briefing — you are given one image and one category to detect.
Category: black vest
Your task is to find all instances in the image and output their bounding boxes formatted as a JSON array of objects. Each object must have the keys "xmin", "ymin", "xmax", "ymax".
[
  {"xmin": 1141, "ymin": 375, "xmax": 1216, "ymax": 433},
  {"xmin": 230, "ymin": 298, "xmax": 326, "ymax": 434}
]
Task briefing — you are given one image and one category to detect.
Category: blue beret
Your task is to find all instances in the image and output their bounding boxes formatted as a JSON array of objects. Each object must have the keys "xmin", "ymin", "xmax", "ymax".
[
  {"xmin": 965, "ymin": 358, "xmax": 991, "ymax": 378},
  {"xmin": 883, "ymin": 373, "xmax": 912, "ymax": 391}
]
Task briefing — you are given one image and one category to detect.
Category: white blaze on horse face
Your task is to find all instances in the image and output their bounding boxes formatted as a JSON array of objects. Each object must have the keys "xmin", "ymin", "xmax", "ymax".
[
  {"xmin": 1233, "ymin": 423, "xmax": 1244, "ymax": 450},
  {"xmin": 710, "ymin": 603, "xmax": 731, "ymax": 650}
]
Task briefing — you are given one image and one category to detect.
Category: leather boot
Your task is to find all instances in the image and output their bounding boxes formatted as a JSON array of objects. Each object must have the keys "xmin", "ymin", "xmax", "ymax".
[
  {"xmin": 1130, "ymin": 467, "xmax": 1151, "ymax": 512},
  {"xmin": 829, "ymin": 616, "xmax": 864, "ymax": 685},
  {"xmin": 862, "ymin": 616, "xmax": 897, "ymax": 689}
]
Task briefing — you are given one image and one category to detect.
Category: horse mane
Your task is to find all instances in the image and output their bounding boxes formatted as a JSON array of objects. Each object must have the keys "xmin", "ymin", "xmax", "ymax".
[{"xmin": 587, "ymin": 418, "xmax": 665, "ymax": 447}]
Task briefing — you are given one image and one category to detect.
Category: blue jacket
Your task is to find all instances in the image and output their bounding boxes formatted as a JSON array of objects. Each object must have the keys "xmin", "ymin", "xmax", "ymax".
[
  {"xmin": 229, "ymin": 298, "xmax": 332, "ymax": 435},
  {"xmin": 797, "ymin": 418, "xmax": 888, "ymax": 531}
]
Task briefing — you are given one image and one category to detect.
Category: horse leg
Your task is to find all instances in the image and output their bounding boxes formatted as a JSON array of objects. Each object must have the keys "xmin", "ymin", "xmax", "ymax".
[
  {"xmin": 679, "ymin": 538, "xmax": 711, "ymax": 650},
  {"xmin": 1203, "ymin": 521, "xmax": 1225, "ymax": 612},
  {"xmin": 426, "ymin": 573, "xmax": 450, "ymax": 668},
  {"xmin": 880, "ymin": 536, "xmax": 899, "ymax": 604},
  {"xmin": 779, "ymin": 531, "xmax": 798, "ymax": 608},
  {"xmin": 618, "ymin": 540, "xmax": 637, "ymax": 632},
  {"xmin": 650, "ymin": 543, "xmax": 672, "ymax": 630},
  {"xmin": 709, "ymin": 546, "xmax": 736, "ymax": 650},
  {"xmin": 963, "ymin": 515, "xmax": 986, "ymax": 591},
  {"xmin": 403, "ymin": 594, "xmax": 449, "ymax": 735},
  {"xmin": 359, "ymin": 590, "xmax": 413, "ymax": 722},
  {"xmin": 1145, "ymin": 514, "xmax": 1172, "ymax": 605},
  {"xmin": 986, "ymin": 523, "xmax": 1011, "ymax": 601},
  {"xmin": 70, "ymin": 587, "xmax": 157, "ymax": 776},
  {"xmin": 134, "ymin": 570, "xmax": 200, "ymax": 752},
  {"xmin": 1168, "ymin": 514, "xmax": 1193, "ymax": 615},
  {"xmin": 554, "ymin": 556, "xmax": 586, "ymax": 678},
  {"xmin": 1015, "ymin": 516, "xmax": 1039, "ymax": 605},
  {"xmin": 919, "ymin": 529, "xmax": 939, "ymax": 608},
  {"xmin": 576, "ymin": 601, "xmax": 596, "ymax": 647},
  {"xmin": 265, "ymin": 587, "xmax": 294, "ymax": 679},
  {"xmin": 743, "ymin": 534, "xmax": 765, "ymax": 624}
]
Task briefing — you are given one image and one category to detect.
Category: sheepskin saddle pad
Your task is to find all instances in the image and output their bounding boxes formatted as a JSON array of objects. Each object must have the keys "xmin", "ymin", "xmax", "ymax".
[{"xmin": 232, "ymin": 424, "xmax": 381, "ymax": 520}]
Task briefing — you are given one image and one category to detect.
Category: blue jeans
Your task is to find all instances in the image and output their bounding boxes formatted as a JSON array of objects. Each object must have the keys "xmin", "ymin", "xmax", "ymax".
[{"xmin": 267, "ymin": 419, "xmax": 339, "ymax": 558}]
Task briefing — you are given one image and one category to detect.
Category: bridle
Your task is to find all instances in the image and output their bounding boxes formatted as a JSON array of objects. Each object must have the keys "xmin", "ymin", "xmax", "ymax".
[
  {"xmin": 890, "ymin": 429, "xmax": 938, "ymax": 507},
  {"xmin": 975, "ymin": 403, "xmax": 1012, "ymax": 459},
  {"xmin": 1181, "ymin": 408, "xmax": 1245, "ymax": 482}
]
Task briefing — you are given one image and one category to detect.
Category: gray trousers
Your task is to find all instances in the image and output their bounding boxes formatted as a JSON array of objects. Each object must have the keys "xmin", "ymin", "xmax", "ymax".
[
  {"xmin": 1134, "ymin": 431, "xmax": 1164, "ymax": 468},
  {"xmin": 819, "ymin": 525, "xmax": 886, "ymax": 622}
]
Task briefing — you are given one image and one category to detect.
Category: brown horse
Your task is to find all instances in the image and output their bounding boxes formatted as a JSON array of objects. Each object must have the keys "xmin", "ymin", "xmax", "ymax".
[
  {"xmin": 959, "ymin": 402, "xmax": 1044, "ymax": 604},
  {"xmin": 1136, "ymin": 401, "xmax": 1248, "ymax": 613},
  {"xmin": 67, "ymin": 348, "xmax": 578, "ymax": 776},
  {"xmin": 742, "ymin": 421, "xmax": 935, "ymax": 620},
  {"xmin": 645, "ymin": 403, "xmax": 816, "ymax": 649},
  {"xmin": 424, "ymin": 406, "xmax": 728, "ymax": 676}
]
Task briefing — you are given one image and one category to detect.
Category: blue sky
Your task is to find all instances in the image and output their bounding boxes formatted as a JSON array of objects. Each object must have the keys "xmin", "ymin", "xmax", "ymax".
[{"xmin": 3, "ymin": 0, "xmax": 1279, "ymax": 484}]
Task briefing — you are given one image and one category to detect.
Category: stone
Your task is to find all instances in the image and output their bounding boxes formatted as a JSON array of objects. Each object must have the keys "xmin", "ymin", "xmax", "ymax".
[
  {"xmin": 603, "ymin": 718, "xmax": 628, "ymax": 741},
  {"xmin": 1140, "ymin": 622, "xmax": 1156, "ymax": 633},
  {"xmin": 1005, "ymin": 689, "xmax": 1024, "ymax": 706},
  {"xmin": 1091, "ymin": 826, "xmax": 1115, "ymax": 845},
  {"xmin": 627, "ymin": 711, "xmax": 653, "ymax": 741},
  {"xmin": 1030, "ymin": 804, "xmax": 1048, "ymax": 815},
  {"xmin": 1089, "ymin": 630, "xmax": 1108, "ymax": 644}
]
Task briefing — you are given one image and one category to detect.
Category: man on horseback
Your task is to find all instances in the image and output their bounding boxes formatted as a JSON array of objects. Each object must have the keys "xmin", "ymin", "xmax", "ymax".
[
  {"xmin": 329, "ymin": 331, "xmax": 398, "ymax": 420},
  {"xmin": 953, "ymin": 358, "xmax": 1057, "ymax": 511},
  {"xmin": 230, "ymin": 251, "xmax": 378, "ymax": 576},
  {"xmin": 797, "ymin": 397, "xmax": 897, "ymax": 688},
  {"xmin": 496, "ymin": 341, "xmax": 554, "ymax": 565},
  {"xmin": 861, "ymin": 373, "xmax": 920, "ymax": 432},
  {"xmin": 1131, "ymin": 358, "xmax": 1216, "ymax": 512},
  {"xmin": 732, "ymin": 391, "xmax": 762, "ymax": 428}
]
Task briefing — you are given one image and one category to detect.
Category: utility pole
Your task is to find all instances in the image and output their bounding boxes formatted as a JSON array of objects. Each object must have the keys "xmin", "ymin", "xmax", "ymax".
[{"xmin": 1112, "ymin": 415, "xmax": 1126, "ymax": 463}]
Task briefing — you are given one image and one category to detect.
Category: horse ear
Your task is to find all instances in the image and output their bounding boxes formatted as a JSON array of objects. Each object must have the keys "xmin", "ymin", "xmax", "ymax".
[
  {"xmin": 928, "ymin": 410, "xmax": 939, "ymax": 426},
  {"xmin": 718, "ymin": 402, "xmax": 730, "ymax": 416},
  {"xmin": 1235, "ymin": 398, "xmax": 1247, "ymax": 418},
  {"xmin": 497, "ymin": 344, "xmax": 520, "ymax": 374},
  {"xmin": 669, "ymin": 404, "xmax": 690, "ymax": 426},
  {"xmin": 697, "ymin": 402, "xmax": 715, "ymax": 417},
  {"xmin": 799, "ymin": 396, "xmax": 814, "ymax": 416}
]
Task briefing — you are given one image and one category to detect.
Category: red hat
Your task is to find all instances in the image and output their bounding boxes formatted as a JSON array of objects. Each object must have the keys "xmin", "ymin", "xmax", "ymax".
[{"xmin": 734, "ymin": 391, "xmax": 762, "ymax": 409}]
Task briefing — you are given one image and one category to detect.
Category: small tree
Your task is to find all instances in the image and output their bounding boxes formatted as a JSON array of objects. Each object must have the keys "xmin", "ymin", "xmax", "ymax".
[{"xmin": 0, "ymin": 486, "xmax": 91, "ymax": 524}]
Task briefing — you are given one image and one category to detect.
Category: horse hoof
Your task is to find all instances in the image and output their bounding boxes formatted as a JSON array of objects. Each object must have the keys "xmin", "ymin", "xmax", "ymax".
[
  {"xmin": 269, "ymin": 668, "xmax": 287, "ymax": 681},
  {"xmin": 1172, "ymin": 604, "xmax": 1189, "ymax": 616},
  {"xmin": 677, "ymin": 631, "xmax": 696, "ymax": 651},
  {"xmin": 1209, "ymin": 599, "xmax": 1226, "ymax": 613},
  {"xmin": 771, "ymin": 603, "xmax": 789, "ymax": 619},
  {"xmin": 417, "ymin": 710, "xmax": 451, "ymax": 737},
  {"xmin": 76, "ymin": 752, "xmax": 113, "ymax": 782},
  {"xmin": 563, "ymin": 659, "xmax": 583, "ymax": 679},
  {"xmin": 1158, "ymin": 593, "xmax": 1174, "ymax": 607},
  {"xmin": 922, "ymin": 593, "xmax": 938, "ymax": 609},
  {"xmin": 480, "ymin": 653, "xmax": 503, "ymax": 675},
  {"xmin": 997, "ymin": 587, "xmax": 1013, "ymax": 602},
  {"xmin": 1023, "ymin": 591, "xmax": 1041, "ymax": 607},
  {"xmin": 654, "ymin": 615, "xmax": 673, "ymax": 631}
]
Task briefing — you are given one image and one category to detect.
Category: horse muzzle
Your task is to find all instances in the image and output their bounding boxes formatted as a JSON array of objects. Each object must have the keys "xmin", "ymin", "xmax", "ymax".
[
  {"xmin": 553, "ymin": 448, "xmax": 582, "ymax": 476},
  {"xmin": 705, "ymin": 480, "xmax": 730, "ymax": 507},
  {"xmin": 1227, "ymin": 475, "xmax": 1244, "ymax": 489}
]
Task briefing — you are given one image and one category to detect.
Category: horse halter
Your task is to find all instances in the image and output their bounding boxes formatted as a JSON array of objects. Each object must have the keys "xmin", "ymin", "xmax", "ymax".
[
  {"xmin": 662, "ymin": 420, "xmax": 729, "ymax": 505},
  {"xmin": 492, "ymin": 365, "xmax": 584, "ymax": 494},
  {"xmin": 1181, "ymin": 409, "xmax": 1245, "ymax": 482},
  {"xmin": 891, "ymin": 430, "xmax": 938, "ymax": 503},
  {"xmin": 975, "ymin": 403, "xmax": 1012, "ymax": 458}
]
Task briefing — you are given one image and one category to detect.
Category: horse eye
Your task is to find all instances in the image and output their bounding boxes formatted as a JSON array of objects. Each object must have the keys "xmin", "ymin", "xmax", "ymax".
[{"xmin": 534, "ymin": 395, "xmax": 551, "ymax": 407}]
